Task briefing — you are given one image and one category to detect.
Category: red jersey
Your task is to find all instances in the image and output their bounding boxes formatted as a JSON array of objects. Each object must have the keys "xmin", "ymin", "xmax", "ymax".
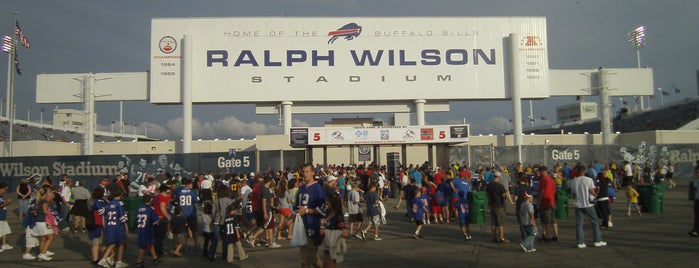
[{"xmin": 152, "ymin": 193, "xmax": 172, "ymax": 219}]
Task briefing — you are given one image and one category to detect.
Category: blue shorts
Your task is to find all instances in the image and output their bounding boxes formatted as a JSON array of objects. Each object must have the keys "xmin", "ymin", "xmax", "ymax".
[
  {"xmin": 105, "ymin": 228, "xmax": 127, "ymax": 245},
  {"xmin": 137, "ymin": 232, "xmax": 154, "ymax": 249},
  {"xmin": 458, "ymin": 214, "xmax": 470, "ymax": 226},
  {"xmin": 88, "ymin": 226, "xmax": 103, "ymax": 241}
]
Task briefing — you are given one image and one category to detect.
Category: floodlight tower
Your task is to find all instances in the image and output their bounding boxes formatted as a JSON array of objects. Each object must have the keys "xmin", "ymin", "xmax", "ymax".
[{"xmin": 628, "ymin": 26, "xmax": 646, "ymax": 110}]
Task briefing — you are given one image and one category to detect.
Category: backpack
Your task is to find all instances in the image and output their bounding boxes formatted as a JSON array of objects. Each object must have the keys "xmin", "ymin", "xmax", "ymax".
[
  {"xmin": 434, "ymin": 190, "xmax": 446, "ymax": 207},
  {"xmin": 86, "ymin": 201, "xmax": 102, "ymax": 231}
]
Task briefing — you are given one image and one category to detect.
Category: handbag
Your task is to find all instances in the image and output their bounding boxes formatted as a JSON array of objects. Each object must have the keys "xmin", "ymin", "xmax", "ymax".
[{"xmin": 290, "ymin": 213, "xmax": 308, "ymax": 247}]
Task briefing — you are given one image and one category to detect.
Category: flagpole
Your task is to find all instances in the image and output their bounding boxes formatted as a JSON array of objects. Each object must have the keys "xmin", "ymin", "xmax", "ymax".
[{"xmin": 5, "ymin": 12, "xmax": 18, "ymax": 157}]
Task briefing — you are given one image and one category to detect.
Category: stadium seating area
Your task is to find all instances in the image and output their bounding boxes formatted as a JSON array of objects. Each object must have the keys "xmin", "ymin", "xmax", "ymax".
[
  {"xmin": 528, "ymin": 96, "xmax": 699, "ymax": 134},
  {"xmin": 0, "ymin": 120, "xmax": 134, "ymax": 142}
]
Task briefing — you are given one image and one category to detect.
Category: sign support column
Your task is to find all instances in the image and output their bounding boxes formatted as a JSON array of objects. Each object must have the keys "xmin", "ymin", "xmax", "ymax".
[
  {"xmin": 415, "ymin": 99, "xmax": 426, "ymax": 126},
  {"xmin": 282, "ymin": 101, "xmax": 293, "ymax": 136},
  {"xmin": 182, "ymin": 35, "xmax": 193, "ymax": 153},
  {"xmin": 509, "ymin": 33, "xmax": 524, "ymax": 163}
]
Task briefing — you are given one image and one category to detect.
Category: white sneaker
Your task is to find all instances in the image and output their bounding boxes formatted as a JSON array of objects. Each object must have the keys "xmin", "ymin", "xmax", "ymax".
[
  {"xmin": 576, "ymin": 243, "xmax": 587, "ymax": 249},
  {"xmin": 98, "ymin": 258, "xmax": 111, "ymax": 268},
  {"xmin": 1, "ymin": 244, "xmax": 13, "ymax": 250},
  {"xmin": 22, "ymin": 253, "xmax": 36, "ymax": 260},
  {"xmin": 116, "ymin": 261, "xmax": 129, "ymax": 268},
  {"xmin": 594, "ymin": 241, "xmax": 608, "ymax": 247},
  {"xmin": 37, "ymin": 254, "xmax": 52, "ymax": 261},
  {"xmin": 608, "ymin": 221, "xmax": 613, "ymax": 228},
  {"xmin": 167, "ymin": 232, "xmax": 174, "ymax": 239},
  {"xmin": 45, "ymin": 250, "xmax": 55, "ymax": 256},
  {"xmin": 268, "ymin": 242, "xmax": 281, "ymax": 249}
]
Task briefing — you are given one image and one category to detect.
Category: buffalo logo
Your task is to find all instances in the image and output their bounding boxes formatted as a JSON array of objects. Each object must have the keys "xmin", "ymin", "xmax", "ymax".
[
  {"xmin": 159, "ymin": 36, "xmax": 177, "ymax": 54},
  {"xmin": 327, "ymin": 23, "xmax": 362, "ymax": 44}
]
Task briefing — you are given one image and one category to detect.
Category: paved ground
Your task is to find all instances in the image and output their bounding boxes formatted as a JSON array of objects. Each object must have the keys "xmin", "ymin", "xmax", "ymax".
[{"xmin": 1, "ymin": 183, "xmax": 698, "ymax": 268}]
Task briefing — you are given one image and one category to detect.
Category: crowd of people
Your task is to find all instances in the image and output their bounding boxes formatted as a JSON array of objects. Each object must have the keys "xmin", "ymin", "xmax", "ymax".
[{"xmin": 0, "ymin": 159, "xmax": 696, "ymax": 267}]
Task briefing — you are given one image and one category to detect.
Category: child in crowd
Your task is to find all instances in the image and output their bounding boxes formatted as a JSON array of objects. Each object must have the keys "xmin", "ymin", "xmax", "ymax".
[
  {"xmin": 89, "ymin": 188, "xmax": 109, "ymax": 265},
  {"xmin": 21, "ymin": 198, "xmax": 40, "ymax": 260},
  {"xmin": 34, "ymin": 186, "xmax": 55, "ymax": 262},
  {"xmin": 135, "ymin": 194, "xmax": 162, "ymax": 268},
  {"xmin": 100, "ymin": 187, "xmax": 128, "ymax": 268},
  {"xmin": 518, "ymin": 192, "xmax": 537, "ymax": 253},
  {"xmin": 0, "ymin": 182, "xmax": 13, "ymax": 253},
  {"xmin": 455, "ymin": 191, "xmax": 472, "ymax": 240},
  {"xmin": 201, "ymin": 203, "xmax": 213, "ymax": 258},
  {"xmin": 223, "ymin": 202, "xmax": 248, "ymax": 263},
  {"xmin": 171, "ymin": 207, "xmax": 187, "ymax": 257},
  {"xmin": 322, "ymin": 191, "xmax": 347, "ymax": 268},
  {"xmin": 347, "ymin": 181, "xmax": 364, "ymax": 239},
  {"xmin": 625, "ymin": 185, "xmax": 641, "ymax": 216},
  {"xmin": 420, "ymin": 186, "xmax": 431, "ymax": 224},
  {"xmin": 412, "ymin": 189, "xmax": 428, "ymax": 239},
  {"xmin": 362, "ymin": 183, "xmax": 382, "ymax": 241}
]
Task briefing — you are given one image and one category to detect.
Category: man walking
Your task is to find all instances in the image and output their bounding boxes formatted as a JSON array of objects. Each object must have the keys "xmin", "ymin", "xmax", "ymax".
[
  {"xmin": 486, "ymin": 174, "xmax": 509, "ymax": 243},
  {"xmin": 537, "ymin": 167, "xmax": 559, "ymax": 241},
  {"xmin": 570, "ymin": 166, "xmax": 607, "ymax": 248}
]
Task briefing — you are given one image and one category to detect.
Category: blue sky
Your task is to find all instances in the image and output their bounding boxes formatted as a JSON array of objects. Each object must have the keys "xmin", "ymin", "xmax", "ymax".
[{"xmin": 1, "ymin": 0, "xmax": 697, "ymax": 139}]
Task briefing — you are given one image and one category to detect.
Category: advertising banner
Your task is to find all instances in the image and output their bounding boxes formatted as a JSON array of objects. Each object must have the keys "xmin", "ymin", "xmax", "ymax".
[
  {"xmin": 293, "ymin": 125, "xmax": 468, "ymax": 145},
  {"xmin": 449, "ymin": 143, "xmax": 699, "ymax": 179},
  {"xmin": 151, "ymin": 17, "xmax": 549, "ymax": 103},
  {"xmin": 0, "ymin": 152, "xmax": 256, "ymax": 191}
]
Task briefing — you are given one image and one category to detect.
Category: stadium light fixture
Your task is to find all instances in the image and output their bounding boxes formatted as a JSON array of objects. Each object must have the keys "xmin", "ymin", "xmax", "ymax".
[{"xmin": 628, "ymin": 25, "xmax": 647, "ymax": 109}]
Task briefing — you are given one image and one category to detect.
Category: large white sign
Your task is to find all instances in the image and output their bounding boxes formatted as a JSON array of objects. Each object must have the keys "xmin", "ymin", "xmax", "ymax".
[
  {"xmin": 150, "ymin": 17, "xmax": 549, "ymax": 103},
  {"xmin": 36, "ymin": 72, "xmax": 148, "ymax": 103},
  {"xmin": 290, "ymin": 125, "xmax": 469, "ymax": 146}
]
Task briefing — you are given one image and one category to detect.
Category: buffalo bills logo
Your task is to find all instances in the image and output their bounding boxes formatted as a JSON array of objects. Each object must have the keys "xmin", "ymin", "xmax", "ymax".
[{"xmin": 327, "ymin": 23, "xmax": 362, "ymax": 44}]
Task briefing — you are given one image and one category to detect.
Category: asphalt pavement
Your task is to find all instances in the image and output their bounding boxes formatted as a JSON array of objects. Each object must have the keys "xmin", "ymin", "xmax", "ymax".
[{"xmin": 1, "ymin": 183, "xmax": 698, "ymax": 268}]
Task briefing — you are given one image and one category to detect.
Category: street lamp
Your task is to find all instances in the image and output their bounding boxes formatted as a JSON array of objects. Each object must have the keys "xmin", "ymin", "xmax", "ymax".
[
  {"xmin": 628, "ymin": 26, "xmax": 646, "ymax": 110},
  {"xmin": 544, "ymin": 139, "xmax": 550, "ymax": 167}
]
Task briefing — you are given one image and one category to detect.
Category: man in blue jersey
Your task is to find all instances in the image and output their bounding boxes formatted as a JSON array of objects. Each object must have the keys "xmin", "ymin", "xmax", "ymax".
[
  {"xmin": 173, "ymin": 178, "xmax": 200, "ymax": 249},
  {"xmin": 135, "ymin": 195, "xmax": 162, "ymax": 268},
  {"xmin": 296, "ymin": 163, "xmax": 327, "ymax": 268}
]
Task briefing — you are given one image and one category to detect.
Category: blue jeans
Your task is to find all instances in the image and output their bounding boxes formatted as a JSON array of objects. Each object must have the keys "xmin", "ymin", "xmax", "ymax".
[
  {"xmin": 521, "ymin": 225, "xmax": 536, "ymax": 250},
  {"xmin": 209, "ymin": 224, "xmax": 222, "ymax": 259},
  {"xmin": 575, "ymin": 206, "xmax": 602, "ymax": 244}
]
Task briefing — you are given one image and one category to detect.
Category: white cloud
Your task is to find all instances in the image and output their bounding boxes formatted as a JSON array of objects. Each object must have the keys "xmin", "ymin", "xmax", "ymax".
[{"xmin": 139, "ymin": 116, "xmax": 311, "ymax": 140}]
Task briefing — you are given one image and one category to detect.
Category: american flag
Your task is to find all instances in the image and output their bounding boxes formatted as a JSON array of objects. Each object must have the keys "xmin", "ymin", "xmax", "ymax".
[
  {"xmin": 14, "ymin": 50, "xmax": 21, "ymax": 75},
  {"xmin": 14, "ymin": 20, "xmax": 30, "ymax": 48}
]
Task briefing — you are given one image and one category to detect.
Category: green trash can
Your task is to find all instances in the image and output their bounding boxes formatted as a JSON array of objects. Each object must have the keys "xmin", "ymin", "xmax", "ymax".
[
  {"xmin": 555, "ymin": 189, "xmax": 569, "ymax": 219},
  {"xmin": 648, "ymin": 184, "xmax": 664, "ymax": 214},
  {"xmin": 125, "ymin": 196, "xmax": 143, "ymax": 230},
  {"xmin": 636, "ymin": 185, "xmax": 653, "ymax": 213},
  {"xmin": 469, "ymin": 191, "xmax": 487, "ymax": 224}
]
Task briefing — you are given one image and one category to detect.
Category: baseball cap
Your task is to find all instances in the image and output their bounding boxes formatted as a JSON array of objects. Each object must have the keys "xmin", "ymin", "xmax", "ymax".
[
  {"xmin": 524, "ymin": 192, "xmax": 533, "ymax": 198},
  {"xmin": 326, "ymin": 175, "xmax": 337, "ymax": 182},
  {"xmin": 249, "ymin": 172, "xmax": 255, "ymax": 177}
]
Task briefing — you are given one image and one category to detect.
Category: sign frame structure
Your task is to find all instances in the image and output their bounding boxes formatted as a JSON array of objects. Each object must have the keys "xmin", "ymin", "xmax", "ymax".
[
  {"xmin": 150, "ymin": 17, "xmax": 550, "ymax": 104},
  {"xmin": 290, "ymin": 125, "xmax": 469, "ymax": 147},
  {"xmin": 36, "ymin": 72, "xmax": 149, "ymax": 103}
]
